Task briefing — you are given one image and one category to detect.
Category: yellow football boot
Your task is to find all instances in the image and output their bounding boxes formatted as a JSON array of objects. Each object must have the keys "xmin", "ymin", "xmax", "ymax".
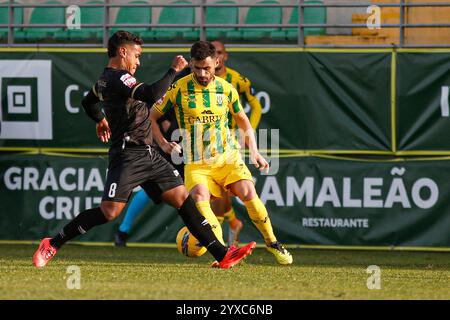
[{"xmin": 266, "ymin": 241, "xmax": 293, "ymax": 265}]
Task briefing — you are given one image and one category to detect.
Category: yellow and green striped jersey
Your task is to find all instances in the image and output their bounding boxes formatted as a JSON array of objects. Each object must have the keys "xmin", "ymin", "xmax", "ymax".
[
  {"xmin": 155, "ymin": 73, "xmax": 243, "ymax": 164},
  {"xmin": 218, "ymin": 67, "xmax": 262, "ymax": 130}
]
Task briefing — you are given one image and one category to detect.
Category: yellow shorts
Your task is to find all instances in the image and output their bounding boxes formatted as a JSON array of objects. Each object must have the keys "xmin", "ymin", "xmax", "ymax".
[{"xmin": 185, "ymin": 149, "xmax": 253, "ymax": 198}]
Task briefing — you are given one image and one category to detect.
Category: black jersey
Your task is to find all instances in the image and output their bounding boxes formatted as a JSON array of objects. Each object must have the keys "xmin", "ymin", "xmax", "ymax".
[
  {"xmin": 82, "ymin": 67, "xmax": 177, "ymax": 149},
  {"xmin": 96, "ymin": 68, "xmax": 150, "ymax": 148}
]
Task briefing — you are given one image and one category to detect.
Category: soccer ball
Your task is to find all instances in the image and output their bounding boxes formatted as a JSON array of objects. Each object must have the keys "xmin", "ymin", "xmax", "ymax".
[{"xmin": 176, "ymin": 226, "xmax": 207, "ymax": 258}]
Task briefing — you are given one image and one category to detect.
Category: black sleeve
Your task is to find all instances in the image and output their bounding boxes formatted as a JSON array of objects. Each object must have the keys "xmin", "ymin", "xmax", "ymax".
[
  {"xmin": 173, "ymin": 67, "xmax": 191, "ymax": 82},
  {"xmin": 81, "ymin": 89, "xmax": 103, "ymax": 123},
  {"xmin": 129, "ymin": 68, "xmax": 177, "ymax": 105},
  {"xmin": 155, "ymin": 69, "xmax": 187, "ymax": 138}
]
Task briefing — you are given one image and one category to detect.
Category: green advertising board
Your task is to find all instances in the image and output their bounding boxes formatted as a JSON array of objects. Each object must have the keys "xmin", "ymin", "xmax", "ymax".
[
  {"xmin": 1, "ymin": 48, "xmax": 450, "ymax": 248},
  {"xmin": 0, "ymin": 49, "xmax": 392, "ymax": 153},
  {"xmin": 396, "ymin": 52, "xmax": 450, "ymax": 153},
  {"xmin": 1, "ymin": 49, "xmax": 450, "ymax": 155},
  {"xmin": 1, "ymin": 153, "xmax": 448, "ymax": 248}
]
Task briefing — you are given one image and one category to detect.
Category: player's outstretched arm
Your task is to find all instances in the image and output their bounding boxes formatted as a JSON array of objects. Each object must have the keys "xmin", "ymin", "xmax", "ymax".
[
  {"xmin": 133, "ymin": 55, "xmax": 188, "ymax": 105},
  {"xmin": 234, "ymin": 110, "xmax": 269, "ymax": 174}
]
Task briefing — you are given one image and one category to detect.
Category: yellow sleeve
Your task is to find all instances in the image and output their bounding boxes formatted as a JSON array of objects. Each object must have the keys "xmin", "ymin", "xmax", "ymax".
[
  {"xmin": 228, "ymin": 86, "xmax": 243, "ymax": 115},
  {"xmin": 241, "ymin": 78, "xmax": 262, "ymax": 130},
  {"xmin": 154, "ymin": 82, "xmax": 177, "ymax": 114}
]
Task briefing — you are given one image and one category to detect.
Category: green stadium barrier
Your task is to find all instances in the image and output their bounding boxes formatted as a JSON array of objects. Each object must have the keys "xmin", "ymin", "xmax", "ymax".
[
  {"xmin": 110, "ymin": 0, "xmax": 152, "ymax": 37},
  {"xmin": 226, "ymin": 0, "xmax": 282, "ymax": 41},
  {"xmin": 183, "ymin": 0, "xmax": 239, "ymax": 41},
  {"xmin": 396, "ymin": 52, "xmax": 450, "ymax": 154},
  {"xmin": 54, "ymin": 0, "xmax": 105, "ymax": 42},
  {"xmin": 14, "ymin": 0, "xmax": 65, "ymax": 43},
  {"xmin": 0, "ymin": 49, "xmax": 391, "ymax": 153},
  {"xmin": 0, "ymin": 48, "xmax": 449, "ymax": 155},
  {"xmin": 271, "ymin": 1, "xmax": 327, "ymax": 41},
  {"xmin": 1, "ymin": 153, "xmax": 449, "ymax": 248},
  {"xmin": 140, "ymin": 0, "xmax": 194, "ymax": 41},
  {"xmin": 0, "ymin": 1, "xmax": 23, "ymax": 42}
]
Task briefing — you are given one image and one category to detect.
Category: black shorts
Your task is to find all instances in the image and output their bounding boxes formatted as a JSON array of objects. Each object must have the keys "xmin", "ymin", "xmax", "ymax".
[
  {"xmin": 102, "ymin": 145, "xmax": 184, "ymax": 203},
  {"xmin": 155, "ymin": 145, "xmax": 185, "ymax": 180}
]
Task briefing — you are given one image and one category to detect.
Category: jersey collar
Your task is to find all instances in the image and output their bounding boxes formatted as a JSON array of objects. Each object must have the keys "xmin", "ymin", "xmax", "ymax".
[{"xmin": 191, "ymin": 73, "xmax": 216, "ymax": 88}]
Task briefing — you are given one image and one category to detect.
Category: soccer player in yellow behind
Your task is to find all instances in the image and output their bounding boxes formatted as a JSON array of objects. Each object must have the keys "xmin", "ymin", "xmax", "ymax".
[
  {"xmin": 150, "ymin": 41, "xmax": 292, "ymax": 265},
  {"xmin": 210, "ymin": 40, "xmax": 262, "ymax": 246}
]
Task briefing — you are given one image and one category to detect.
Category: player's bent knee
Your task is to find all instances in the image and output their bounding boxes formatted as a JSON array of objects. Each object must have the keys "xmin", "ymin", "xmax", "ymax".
[
  {"xmin": 236, "ymin": 186, "xmax": 257, "ymax": 202},
  {"xmin": 238, "ymin": 192, "xmax": 256, "ymax": 202},
  {"xmin": 190, "ymin": 189, "xmax": 209, "ymax": 202},
  {"xmin": 161, "ymin": 185, "xmax": 189, "ymax": 208},
  {"xmin": 102, "ymin": 209, "xmax": 120, "ymax": 221},
  {"xmin": 100, "ymin": 202, "xmax": 124, "ymax": 221}
]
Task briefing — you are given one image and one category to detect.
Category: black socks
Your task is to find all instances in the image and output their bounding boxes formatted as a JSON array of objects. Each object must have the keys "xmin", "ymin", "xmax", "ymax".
[
  {"xmin": 178, "ymin": 196, "xmax": 227, "ymax": 261},
  {"xmin": 49, "ymin": 197, "xmax": 229, "ymax": 262},
  {"xmin": 50, "ymin": 207, "xmax": 108, "ymax": 249}
]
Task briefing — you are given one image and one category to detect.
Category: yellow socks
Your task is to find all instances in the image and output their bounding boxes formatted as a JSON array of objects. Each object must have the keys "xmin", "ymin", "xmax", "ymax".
[
  {"xmin": 224, "ymin": 208, "xmax": 236, "ymax": 222},
  {"xmin": 196, "ymin": 201, "xmax": 225, "ymax": 245},
  {"xmin": 224, "ymin": 208, "xmax": 241, "ymax": 230},
  {"xmin": 217, "ymin": 215, "xmax": 225, "ymax": 225},
  {"xmin": 244, "ymin": 197, "xmax": 276, "ymax": 244}
]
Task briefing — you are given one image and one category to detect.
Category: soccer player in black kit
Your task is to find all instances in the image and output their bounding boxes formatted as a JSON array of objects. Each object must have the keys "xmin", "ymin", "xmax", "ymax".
[{"xmin": 33, "ymin": 31, "xmax": 255, "ymax": 269}]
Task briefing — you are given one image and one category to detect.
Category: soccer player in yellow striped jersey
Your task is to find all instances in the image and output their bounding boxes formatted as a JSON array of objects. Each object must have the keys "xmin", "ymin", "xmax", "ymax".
[
  {"xmin": 210, "ymin": 40, "xmax": 264, "ymax": 247},
  {"xmin": 151, "ymin": 41, "xmax": 292, "ymax": 265},
  {"xmin": 212, "ymin": 40, "xmax": 262, "ymax": 130}
]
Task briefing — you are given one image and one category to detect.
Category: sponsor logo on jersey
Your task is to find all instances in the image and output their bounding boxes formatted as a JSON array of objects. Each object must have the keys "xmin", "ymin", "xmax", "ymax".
[
  {"xmin": 120, "ymin": 73, "xmax": 137, "ymax": 88},
  {"xmin": 156, "ymin": 93, "xmax": 166, "ymax": 106},
  {"xmin": 216, "ymin": 93, "xmax": 223, "ymax": 105},
  {"xmin": 188, "ymin": 114, "xmax": 222, "ymax": 124}
]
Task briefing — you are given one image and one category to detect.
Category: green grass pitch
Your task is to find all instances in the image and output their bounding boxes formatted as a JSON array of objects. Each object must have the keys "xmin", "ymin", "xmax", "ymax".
[{"xmin": 0, "ymin": 243, "xmax": 449, "ymax": 300}]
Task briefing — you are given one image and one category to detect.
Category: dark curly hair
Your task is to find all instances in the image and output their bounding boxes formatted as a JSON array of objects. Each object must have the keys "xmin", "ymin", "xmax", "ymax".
[
  {"xmin": 108, "ymin": 30, "xmax": 143, "ymax": 58},
  {"xmin": 190, "ymin": 41, "xmax": 216, "ymax": 60}
]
